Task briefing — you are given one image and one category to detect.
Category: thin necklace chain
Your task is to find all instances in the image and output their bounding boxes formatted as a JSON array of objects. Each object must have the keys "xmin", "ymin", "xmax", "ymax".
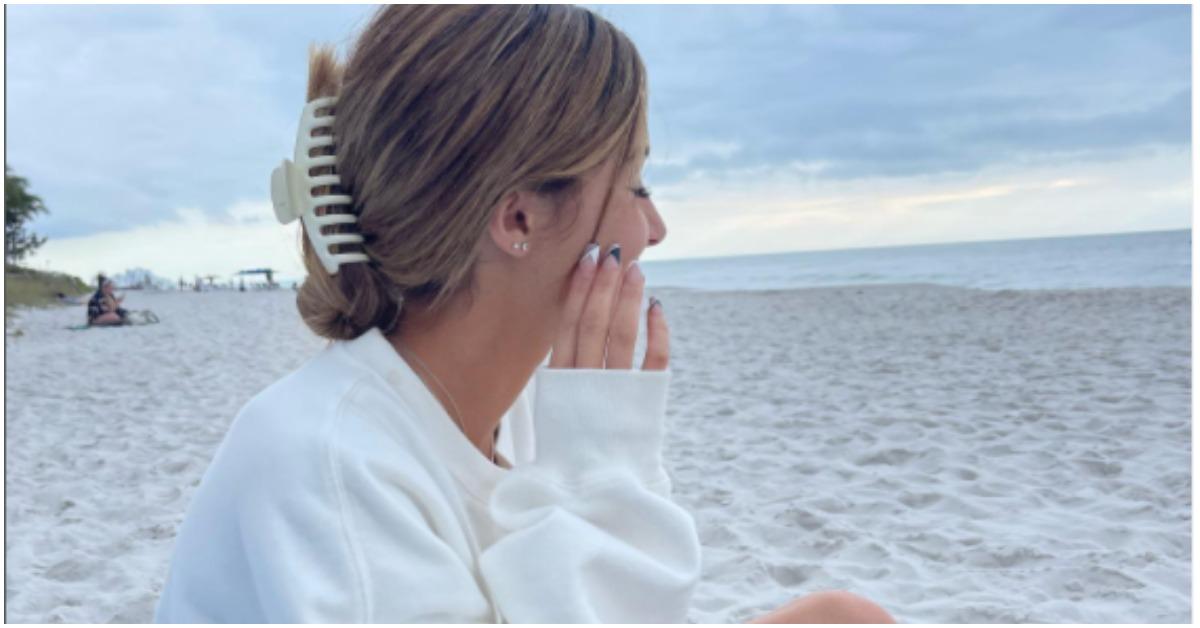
[{"xmin": 398, "ymin": 342, "xmax": 496, "ymax": 465}]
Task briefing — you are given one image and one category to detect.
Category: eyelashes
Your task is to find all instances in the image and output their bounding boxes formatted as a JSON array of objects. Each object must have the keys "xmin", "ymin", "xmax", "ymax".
[{"xmin": 633, "ymin": 185, "xmax": 653, "ymax": 199}]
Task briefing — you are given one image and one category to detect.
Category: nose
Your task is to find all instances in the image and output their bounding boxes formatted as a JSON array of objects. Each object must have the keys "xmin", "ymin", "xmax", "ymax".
[{"xmin": 645, "ymin": 202, "xmax": 667, "ymax": 248}]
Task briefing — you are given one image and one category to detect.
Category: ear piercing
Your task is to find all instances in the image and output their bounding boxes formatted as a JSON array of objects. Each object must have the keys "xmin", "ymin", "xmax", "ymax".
[{"xmin": 511, "ymin": 241, "xmax": 529, "ymax": 252}]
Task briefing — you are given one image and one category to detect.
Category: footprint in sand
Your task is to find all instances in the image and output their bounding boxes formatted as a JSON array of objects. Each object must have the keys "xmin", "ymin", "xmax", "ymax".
[
  {"xmin": 42, "ymin": 558, "xmax": 99, "ymax": 583},
  {"xmin": 797, "ymin": 537, "xmax": 846, "ymax": 560},
  {"xmin": 979, "ymin": 444, "xmax": 1015, "ymax": 457},
  {"xmin": 854, "ymin": 448, "xmax": 917, "ymax": 466},
  {"xmin": 964, "ymin": 545, "xmax": 1053, "ymax": 568},
  {"xmin": 836, "ymin": 563, "xmax": 892, "ymax": 581},
  {"xmin": 159, "ymin": 459, "xmax": 190, "ymax": 475},
  {"xmin": 715, "ymin": 448, "xmax": 739, "ymax": 462},
  {"xmin": 766, "ymin": 562, "xmax": 821, "ymax": 587},
  {"xmin": 842, "ymin": 541, "xmax": 891, "ymax": 563},
  {"xmin": 774, "ymin": 507, "xmax": 825, "ymax": 532},
  {"xmin": 1091, "ymin": 567, "xmax": 1149, "ymax": 590},
  {"xmin": 137, "ymin": 522, "xmax": 176, "ymax": 541},
  {"xmin": 1074, "ymin": 458, "xmax": 1123, "ymax": 477},
  {"xmin": 951, "ymin": 467, "xmax": 979, "ymax": 481},
  {"xmin": 698, "ymin": 523, "xmax": 739, "ymax": 546},
  {"xmin": 704, "ymin": 487, "xmax": 736, "ymax": 504},
  {"xmin": 808, "ymin": 496, "xmax": 849, "ymax": 514},
  {"xmin": 146, "ymin": 485, "xmax": 183, "ymax": 504},
  {"xmin": 898, "ymin": 491, "xmax": 942, "ymax": 508}
]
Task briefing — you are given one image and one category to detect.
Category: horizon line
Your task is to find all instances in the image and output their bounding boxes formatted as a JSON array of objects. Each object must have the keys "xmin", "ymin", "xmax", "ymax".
[
  {"xmin": 639, "ymin": 225, "xmax": 1192, "ymax": 267},
  {"xmin": 31, "ymin": 224, "xmax": 1191, "ymax": 284}
]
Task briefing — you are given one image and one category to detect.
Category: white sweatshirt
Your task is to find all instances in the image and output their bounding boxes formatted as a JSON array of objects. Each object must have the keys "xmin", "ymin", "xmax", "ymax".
[{"xmin": 154, "ymin": 327, "xmax": 701, "ymax": 623}]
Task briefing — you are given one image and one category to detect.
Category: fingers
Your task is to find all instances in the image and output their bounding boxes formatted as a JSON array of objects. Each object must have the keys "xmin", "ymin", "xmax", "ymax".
[
  {"xmin": 641, "ymin": 297, "xmax": 670, "ymax": 371},
  {"xmin": 575, "ymin": 244, "xmax": 624, "ymax": 368},
  {"xmin": 549, "ymin": 242, "xmax": 600, "ymax": 368},
  {"xmin": 550, "ymin": 241, "xmax": 665, "ymax": 371},
  {"xmin": 605, "ymin": 261, "xmax": 645, "ymax": 369}
]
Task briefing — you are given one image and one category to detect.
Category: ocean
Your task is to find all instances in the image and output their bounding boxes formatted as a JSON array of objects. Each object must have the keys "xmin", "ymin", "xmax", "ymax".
[{"xmin": 641, "ymin": 228, "xmax": 1192, "ymax": 292}]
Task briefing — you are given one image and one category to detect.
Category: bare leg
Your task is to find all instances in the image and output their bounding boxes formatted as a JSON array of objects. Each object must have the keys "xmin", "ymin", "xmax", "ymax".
[
  {"xmin": 91, "ymin": 312, "xmax": 124, "ymax": 326},
  {"xmin": 746, "ymin": 591, "xmax": 896, "ymax": 624}
]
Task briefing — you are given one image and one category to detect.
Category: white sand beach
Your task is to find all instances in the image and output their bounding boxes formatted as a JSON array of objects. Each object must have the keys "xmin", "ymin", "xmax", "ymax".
[{"xmin": 3, "ymin": 284, "xmax": 1191, "ymax": 623}]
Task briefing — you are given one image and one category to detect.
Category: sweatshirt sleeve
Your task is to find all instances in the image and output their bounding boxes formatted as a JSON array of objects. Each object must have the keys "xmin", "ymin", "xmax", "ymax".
[{"xmin": 478, "ymin": 366, "xmax": 702, "ymax": 623}]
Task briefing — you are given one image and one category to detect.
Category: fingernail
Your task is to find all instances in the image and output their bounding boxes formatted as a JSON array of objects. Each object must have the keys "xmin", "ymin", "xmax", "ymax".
[
  {"xmin": 627, "ymin": 260, "xmax": 643, "ymax": 280},
  {"xmin": 579, "ymin": 242, "xmax": 600, "ymax": 266},
  {"xmin": 606, "ymin": 244, "xmax": 621, "ymax": 264},
  {"xmin": 649, "ymin": 296, "xmax": 662, "ymax": 311}
]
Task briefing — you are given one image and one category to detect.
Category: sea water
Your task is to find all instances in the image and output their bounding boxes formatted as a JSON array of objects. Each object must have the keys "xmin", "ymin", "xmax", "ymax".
[{"xmin": 641, "ymin": 228, "xmax": 1191, "ymax": 292}]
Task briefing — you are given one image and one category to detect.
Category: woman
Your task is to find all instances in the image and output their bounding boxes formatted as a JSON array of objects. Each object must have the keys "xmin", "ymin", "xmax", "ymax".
[
  {"xmin": 155, "ymin": 5, "xmax": 894, "ymax": 623},
  {"xmin": 87, "ymin": 275, "xmax": 128, "ymax": 326}
]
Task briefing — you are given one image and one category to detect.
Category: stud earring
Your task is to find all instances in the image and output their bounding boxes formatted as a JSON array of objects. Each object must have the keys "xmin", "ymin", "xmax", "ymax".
[{"xmin": 511, "ymin": 241, "xmax": 529, "ymax": 252}]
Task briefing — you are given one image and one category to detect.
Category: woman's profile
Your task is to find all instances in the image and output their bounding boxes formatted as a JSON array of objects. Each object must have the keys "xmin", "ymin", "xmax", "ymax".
[{"xmin": 154, "ymin": 5, "xmax": 893, "ymax": 623}]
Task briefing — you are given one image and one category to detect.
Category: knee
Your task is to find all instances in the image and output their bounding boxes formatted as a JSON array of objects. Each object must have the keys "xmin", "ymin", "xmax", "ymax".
[{"xmin": 804, "ymin": 590, "xmax": 896, "ymax": 624}]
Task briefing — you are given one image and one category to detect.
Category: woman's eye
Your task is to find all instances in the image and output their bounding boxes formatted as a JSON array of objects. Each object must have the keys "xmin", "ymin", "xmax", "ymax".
[{"xmin": 633, "ymin": 185, "xmax": 652, "ymax": 199}]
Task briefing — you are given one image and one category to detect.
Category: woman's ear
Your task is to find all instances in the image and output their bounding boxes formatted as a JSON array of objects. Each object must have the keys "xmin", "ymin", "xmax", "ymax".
[{"xmin": 487, "ymin": 190, "xmax": 536, "ymax": 257}]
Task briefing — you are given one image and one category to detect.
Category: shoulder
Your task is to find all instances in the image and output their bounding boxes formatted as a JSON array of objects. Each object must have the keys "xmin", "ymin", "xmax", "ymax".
[
  {"xmin": 199, "ymin": 345, "xmax": 355, "ymax": 490},
  {"xmin": 232, "ymin": 344, "xmax": 360, "ymax": 443},
  {"xmin": 216, "ymin": 341, "xmax": 443, "ymax": 500}
]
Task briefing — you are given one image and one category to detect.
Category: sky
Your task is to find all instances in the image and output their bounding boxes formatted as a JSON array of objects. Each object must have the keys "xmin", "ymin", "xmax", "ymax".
[{"xmin": 6, "ymin": 4, "xmax": 1192, "ymax": 283}]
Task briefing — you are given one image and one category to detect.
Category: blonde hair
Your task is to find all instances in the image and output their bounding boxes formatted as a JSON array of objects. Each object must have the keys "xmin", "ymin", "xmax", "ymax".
[{"xmin": 296, "ymin": 5, "xmax": 648, "ymax": 340}]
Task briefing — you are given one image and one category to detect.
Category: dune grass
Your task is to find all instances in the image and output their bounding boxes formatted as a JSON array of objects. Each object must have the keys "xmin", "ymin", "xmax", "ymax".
[{"xmin": 5, "ymin": 265, "xmax": 90, "ymax": 321}]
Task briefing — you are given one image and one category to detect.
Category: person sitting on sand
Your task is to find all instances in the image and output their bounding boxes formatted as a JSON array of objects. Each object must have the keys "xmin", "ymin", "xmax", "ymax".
[
  {"xmin": 86, "ymin": 276, "xmax": 128, "ymax": 326},
  {"xmin": 155, "ymin": 6, "xmax": 895, "ymax": 624}
]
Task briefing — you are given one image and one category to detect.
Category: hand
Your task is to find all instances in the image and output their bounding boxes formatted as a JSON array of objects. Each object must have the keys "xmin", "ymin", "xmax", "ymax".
[{"xmin": 549, "ymin": 243, "xmax": 669, "ymax": 371}]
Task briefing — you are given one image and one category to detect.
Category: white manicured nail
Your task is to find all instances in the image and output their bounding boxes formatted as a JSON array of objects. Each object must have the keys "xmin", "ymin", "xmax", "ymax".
[{"xmin": 580, "ymin": 242, "xmax": 600, "ymax": 266}]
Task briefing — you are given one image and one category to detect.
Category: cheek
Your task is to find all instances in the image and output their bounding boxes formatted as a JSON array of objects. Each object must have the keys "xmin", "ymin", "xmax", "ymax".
[{"xmin": 616, "ymin": 202, "xmax": 651, "ymax": 260}]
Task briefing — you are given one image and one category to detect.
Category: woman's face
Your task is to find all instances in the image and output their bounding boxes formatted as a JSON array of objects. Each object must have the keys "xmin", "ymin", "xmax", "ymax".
[
  {"xmin": 479, "ymin": 132, "xmax": 667, "ymax": 331},
  {"xmin": 102, "ymin": 281, "xmax": 114, "ymax": 295},
  {"xmin": 561, "ymin": 140, "xmax": 666, "ymax": 269}
]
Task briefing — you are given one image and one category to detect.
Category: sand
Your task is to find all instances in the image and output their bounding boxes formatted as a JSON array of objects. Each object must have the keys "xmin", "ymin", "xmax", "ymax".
[{"xmin": 3, "ymin": 284, "xmax": 1191, "ymax": 623}]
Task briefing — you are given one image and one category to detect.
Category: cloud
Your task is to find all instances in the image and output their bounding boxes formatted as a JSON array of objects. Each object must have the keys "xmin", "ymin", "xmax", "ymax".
[
  {"xmin": 7, "ymin": 4, "xmax": 375, "ymax": 239},
  {"xmin": 600, "ymin": 5, "xmax": 1191, "ymax": 185},
  {"xmin": 7, "ymin": 4, "xmax": 1192, "ymax": 278},
  {"xmin": 885, "ymin": 185, "xmax": 1022, "ymax": 213},
  {"xmin": 649, "ymin": 140, "xmax": 741, "ymax": 168},
  {"xmin": 642, "ymin": 145, "xmax": 1190, "ymax": 261},
  {"xmin": 26, "ymin": 199, "xmax": 307, "ymax": 284}
]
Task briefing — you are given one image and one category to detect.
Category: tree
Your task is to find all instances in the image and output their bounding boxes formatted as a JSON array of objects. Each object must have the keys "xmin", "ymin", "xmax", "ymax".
[{"xmin": 5, "ymin": 165, "xmax": 48, "ymax": 265}]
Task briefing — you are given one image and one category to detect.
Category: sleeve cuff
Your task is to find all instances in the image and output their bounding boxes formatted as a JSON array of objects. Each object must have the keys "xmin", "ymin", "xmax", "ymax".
[{"xmin": 531, "ymin": 367, "xmax": 672, "ymax": 486}]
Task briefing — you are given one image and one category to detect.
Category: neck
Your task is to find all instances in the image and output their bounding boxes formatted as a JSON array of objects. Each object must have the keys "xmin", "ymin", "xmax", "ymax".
[{"xmin": 386, "ymin": 289, "xmax": 553, "ymax": 463}]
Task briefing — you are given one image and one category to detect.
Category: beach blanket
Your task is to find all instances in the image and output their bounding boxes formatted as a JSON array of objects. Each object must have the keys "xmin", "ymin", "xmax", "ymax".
[{"xmin": 67, "ymin": 310, "xmax": 160, "ymax": 330}]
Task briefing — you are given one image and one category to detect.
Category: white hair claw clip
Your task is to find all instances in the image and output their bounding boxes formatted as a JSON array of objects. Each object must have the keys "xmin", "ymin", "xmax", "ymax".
[{"xmin": 270, "ymin": 96, "xmax": 369, "ymax": 274}]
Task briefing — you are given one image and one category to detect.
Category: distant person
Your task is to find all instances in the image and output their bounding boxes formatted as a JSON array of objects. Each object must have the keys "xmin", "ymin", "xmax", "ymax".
[{"xmin": 87, "ymin": 276, "xmax": 128, "ymax": 326}]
